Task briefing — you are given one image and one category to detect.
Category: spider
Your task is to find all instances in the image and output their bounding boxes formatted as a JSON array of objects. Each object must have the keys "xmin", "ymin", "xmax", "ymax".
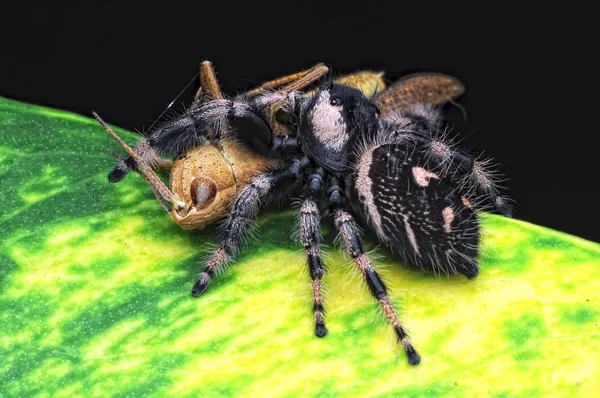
[{"xmin": 95, "ymin": 69, "xmax": 511, "ymax": 366}]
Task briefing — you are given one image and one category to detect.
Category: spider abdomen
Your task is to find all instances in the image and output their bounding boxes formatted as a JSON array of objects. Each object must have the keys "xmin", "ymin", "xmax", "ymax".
[{"xmin": 353, "ymin": 142, "xmax": 480, "ymax": 278}]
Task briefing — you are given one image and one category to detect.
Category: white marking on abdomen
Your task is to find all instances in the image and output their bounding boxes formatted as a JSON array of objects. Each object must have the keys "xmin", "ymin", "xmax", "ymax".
[
  {"xmin": 461, "ymin": 196, "xmax": 472, "ymax": 208},
  {"xmin": 355, "ymin": 147, "xmax": 386, "ymax": 241},
  {"xmin": 412, "ymin": 167, "xmax": 439, "ymax": 187},
  {"xmin": 403, "ymin": 215, "xmax": 420, "ymax": 254},
  {"xmin": 442, "ymin": 207, "xmax": 455, "ymax": 233}
]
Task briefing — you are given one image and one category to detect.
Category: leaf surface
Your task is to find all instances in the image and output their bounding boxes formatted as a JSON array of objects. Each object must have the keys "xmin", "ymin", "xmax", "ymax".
[{"xmin": 1, "ymin": 97, "xmax": 599, "ymax": 397}]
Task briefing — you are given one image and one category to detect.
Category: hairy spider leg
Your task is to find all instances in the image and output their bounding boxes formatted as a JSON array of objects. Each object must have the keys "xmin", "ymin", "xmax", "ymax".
[
  {"xmin": 108, "ymin": 63, "xmax": 328, "ymax": 183},
  {"xmin": 95, "ymin": 113, "xmax": 178, "ymax": 214},
  {"xmin": 108, "ymin": 138, "xmax": 174, "ymax": 183},
  {"xmin": 107, "ymin": 97, "xmax": 234, "ymax": 183},
  {"xmin": 110, "ymin": 61, "xmax": 228, "ymax": 183},
  {"xmin": 397, "ymin": 130, "xmax": 513, "ymax": 216},
  {"xmin": 298, "ymin": 167, "xmax": 328, "ymax": 337},
  {"xmin": 191, "ymin": 157, "xmax": 310, "ymax": 297},
  {"xmin": 328, "ymin": 177, "xmax": 421, "ymax": 366},
  {"xmin": 241, "ymin": 63, "xmax": 329, "ymax": 98}
]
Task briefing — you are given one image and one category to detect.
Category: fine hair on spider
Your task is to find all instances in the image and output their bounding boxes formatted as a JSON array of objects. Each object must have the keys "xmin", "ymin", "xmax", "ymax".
[{"xmin": 97, "ymin": 65, "xmax": 512, "ymax": 366}]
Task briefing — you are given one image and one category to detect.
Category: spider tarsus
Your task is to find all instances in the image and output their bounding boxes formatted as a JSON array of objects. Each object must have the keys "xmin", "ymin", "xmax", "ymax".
[
  {"xmin": 108, "ymin": 166, "xmax": 127, "ymax": 183},
  {"xmin": 495, "ymin": 197, "xmax": 513, "ymax": 218},
  {"xmin": 461, "ymin": 264, "xmax": 479, "ymax": 279},
  {"xmin": 405, "ymin": 344, "xmax": 421, "ymax": 366},
  {"xmin": 108, "ymin": 156, "xmax": 137, "ymax": 183},
  {"xmin": 191, "ymin": 272, "xmax": 211, "ymax": 297},
  {"xmin": 397, "ymin": 334, "xmax": 421, "ymax": 365},
  {"xmin": 315, "ymin": 323, "xmax": 328, "ymax": 337}
]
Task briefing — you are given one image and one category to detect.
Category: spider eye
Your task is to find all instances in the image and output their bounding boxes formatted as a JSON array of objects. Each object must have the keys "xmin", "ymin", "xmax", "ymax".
[{"xmin": 330, "ymin": 98, "xmax": 340, "ymax": 106}]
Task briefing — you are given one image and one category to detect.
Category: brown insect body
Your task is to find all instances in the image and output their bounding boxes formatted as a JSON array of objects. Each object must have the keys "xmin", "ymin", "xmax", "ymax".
[{"xmin": 170, "ymin": 140, "xmax": 279, "ymax": 229}]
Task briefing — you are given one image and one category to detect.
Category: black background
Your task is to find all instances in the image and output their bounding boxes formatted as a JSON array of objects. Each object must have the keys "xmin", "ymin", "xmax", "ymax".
[{"xmin": 2, "ymin": 2, "xmax": 598, "ymax": 242}]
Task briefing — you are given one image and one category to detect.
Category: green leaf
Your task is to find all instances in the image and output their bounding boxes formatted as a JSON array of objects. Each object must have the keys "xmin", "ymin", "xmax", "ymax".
[{"xmin": 1, "ymin": 97, "xmax": 599, "ymax": 397}]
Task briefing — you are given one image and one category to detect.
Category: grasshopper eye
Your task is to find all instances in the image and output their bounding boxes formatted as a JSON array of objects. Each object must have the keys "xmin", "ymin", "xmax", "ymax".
[
  {"xmin": 275, "ymin": 108, "xmax": 292, "ymax": 125},
  {"xmin": 191, "ymin": 178, "xmax": 217, "ymax": 208}
]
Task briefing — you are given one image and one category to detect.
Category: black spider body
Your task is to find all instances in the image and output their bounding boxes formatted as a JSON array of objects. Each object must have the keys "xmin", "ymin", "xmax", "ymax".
[
  {"xmin": 297, "ymin": 84, "xmax": 379, "ymax": 174},
  {"xmin": 299, "ymin": 84, "xmax": 484, "ymax": 279},
  {"xmin": 101, "ymin": 76, "xmax": 512, "ymax": 366},
  {"xmin": 350, "ymin": 142, "xmax": 480, "ymax": 278}
]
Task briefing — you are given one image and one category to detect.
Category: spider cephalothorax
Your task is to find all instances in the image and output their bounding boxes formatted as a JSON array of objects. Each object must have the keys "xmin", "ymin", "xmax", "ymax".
[
  {"xmin": 297, "ymin": 83, "xmax": 380, "ymax": 174},
  {"xmin": 97, "ymin": 66, "xmax": 511, "ymax": 366}
]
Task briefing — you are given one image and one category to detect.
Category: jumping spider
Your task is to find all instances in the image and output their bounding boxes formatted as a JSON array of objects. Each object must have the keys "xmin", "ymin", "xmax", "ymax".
[{"xmin": 96, "ymin": 66, "xmax": 511, "ymax": 365}]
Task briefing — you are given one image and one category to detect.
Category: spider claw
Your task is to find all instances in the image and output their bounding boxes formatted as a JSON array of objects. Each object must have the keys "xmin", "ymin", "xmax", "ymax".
[
  {"xmin": 399, "ymin": 334, "xmax": 421, "ymax": 365},
  {"xmin": 494, "ymin": 197, "xmax": 513, "ymax": 218},
  {"xmin": 406, "ymin": 346, "xmax": 421, "ymax": 366},
  {"xmin": 191, "ymin": 272, "xmax": 211, "ymax": 297},
  {"xmin": 500, "ymin": 208, "xmax": 513, "ymax": 218},
  {"xmin": 315, "ymin": 323, "xmax": 328, "ymax": 337},
  {"xmin": 460, "ymin": 264, "xmax": 479, "ymax": 280},
  {"xmin": 108, "ymin": 155, "xmax": 138, "ymax": 183},
  {"xmin": 108, "ymin": 166, "xmax": 128, "ymax": 183}
]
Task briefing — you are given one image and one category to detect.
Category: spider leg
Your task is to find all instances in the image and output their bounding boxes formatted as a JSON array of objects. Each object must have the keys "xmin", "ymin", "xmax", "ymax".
[
  {"xmin": 108, "ymin": 64, "xmax": 326, "ymax": 183},
  {"xmin": 191, "ymin": 157, "xmax": 309, "ymax": 297},
  {"xmin": 328, "ymin": 177, "xmax": 421, "ymax": 366},
  {"xmin": 298, "ymin": 168, "xmax": 328, "ymax": 337},
  {"xmin": 400, "ymin": 130, "xmax": 513, "ymax": 216},
  {"xmin": 192, "ymin": 61, "xmax": 276, "ymax": 158},
  {"xmin": 107, "ymin": 97, "xmax": 234, "ymax": 183},
  {"xmin": 110, "ymin": 61, "xmax": 226, "ymax": 183},
  {"xmin": 107, "ymin": 137, "xmax": 176, "ymax": 183}
]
